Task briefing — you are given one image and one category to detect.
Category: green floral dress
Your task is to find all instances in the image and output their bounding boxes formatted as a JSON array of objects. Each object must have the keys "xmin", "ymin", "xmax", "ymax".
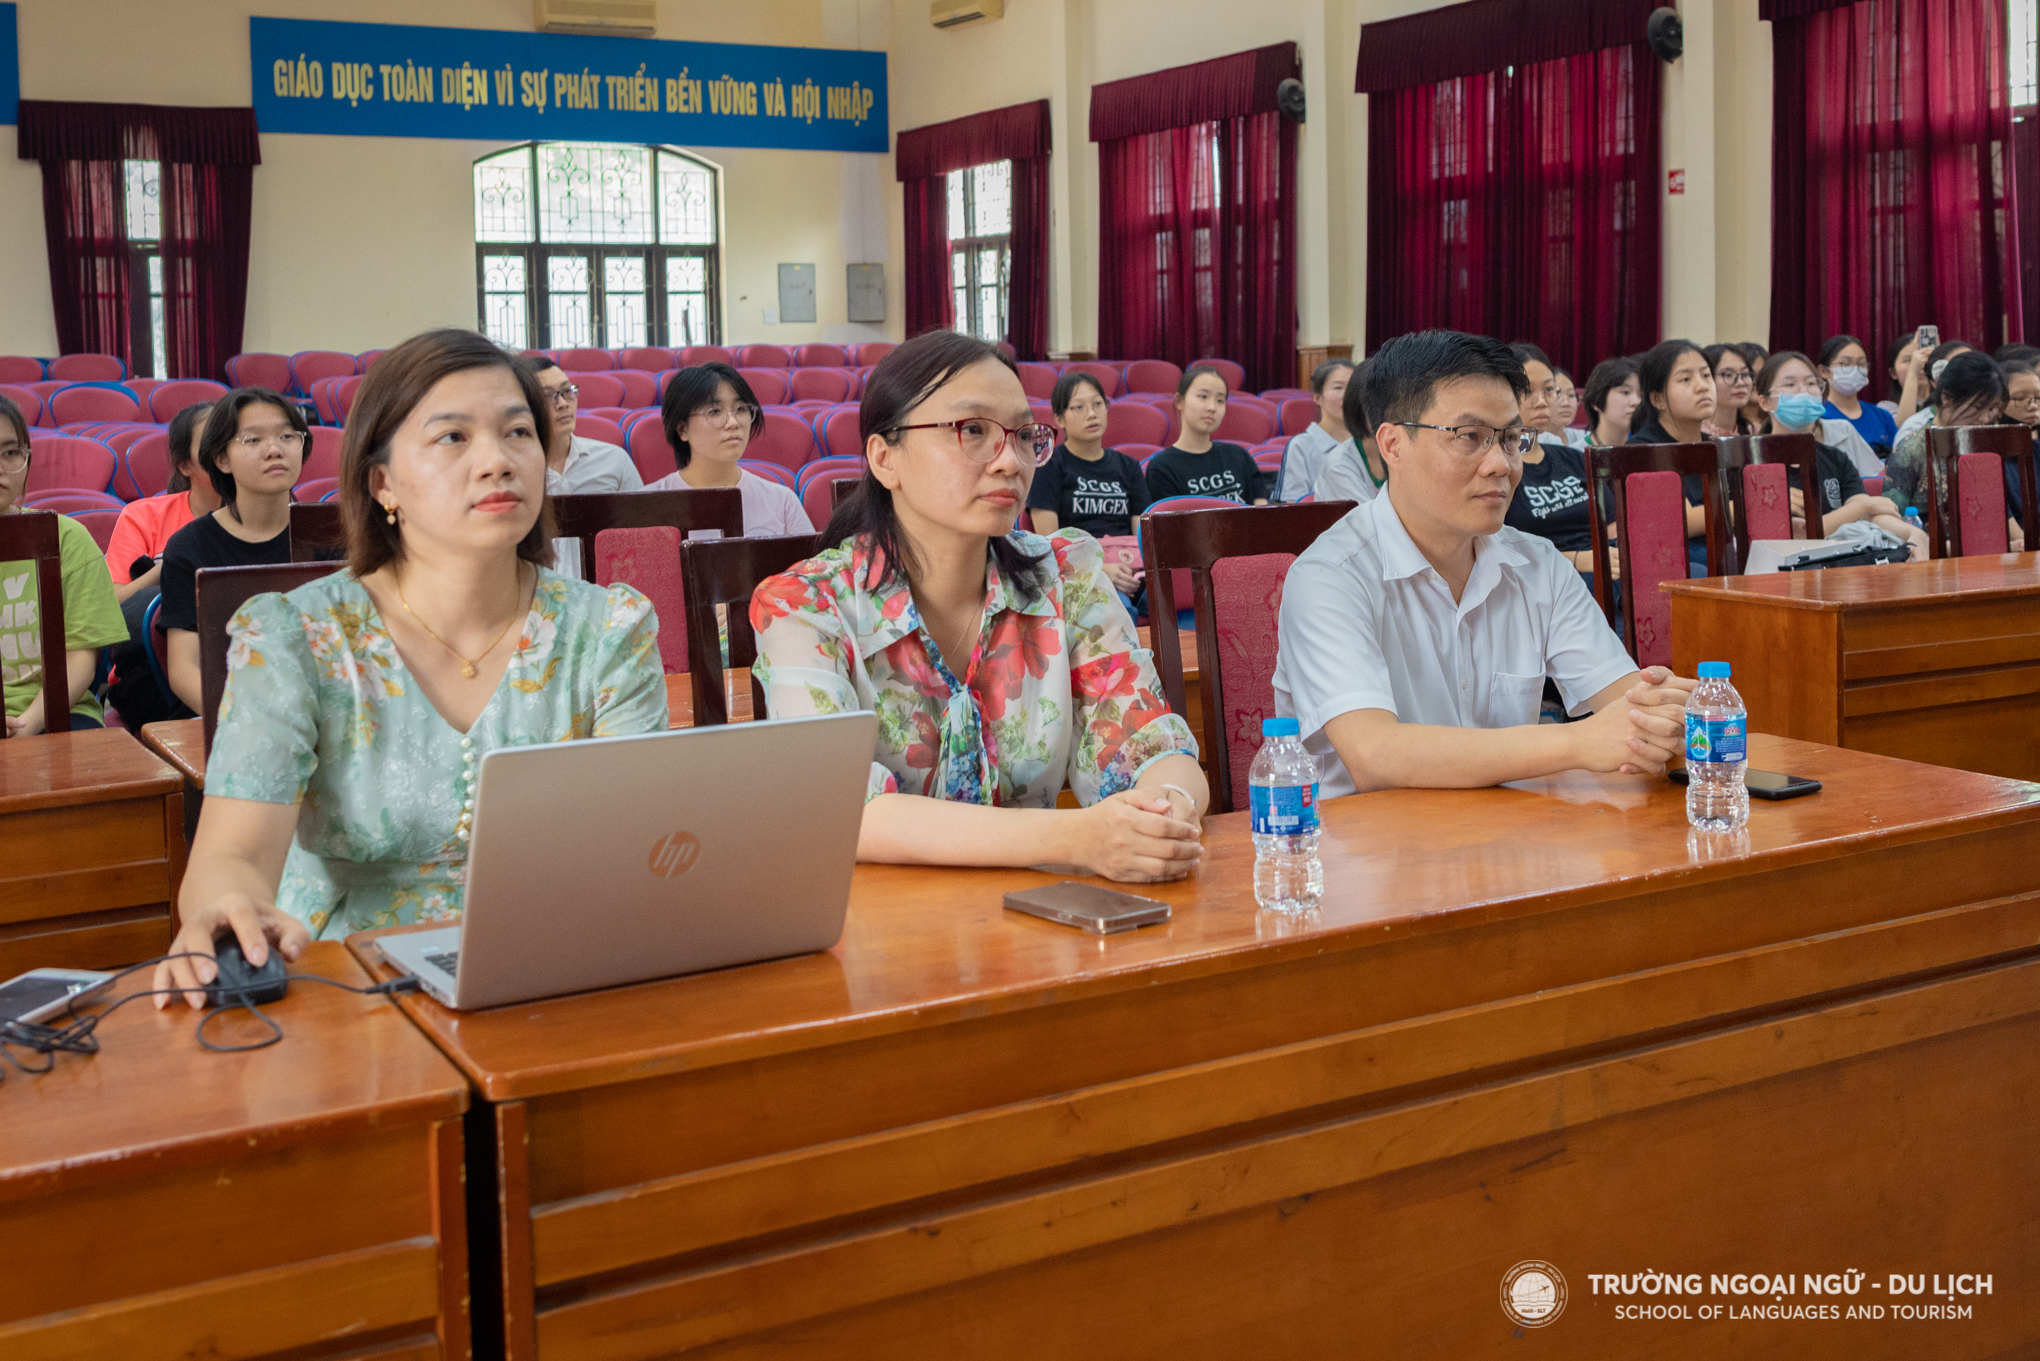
[
  {"xmin": 208, "ymin": 567, "xmax": 667, "ymax": 937},
  {"xmin": 749, "ymin": 529, "xmax": 1197, "ymax": 807}
]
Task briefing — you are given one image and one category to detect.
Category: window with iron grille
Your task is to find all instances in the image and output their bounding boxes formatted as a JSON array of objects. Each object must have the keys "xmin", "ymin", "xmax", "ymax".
[
  {"xmin": 946, "ymin": 161, "xmax": 1012, "ymax": 343},
  {"xmin": 124, "ymin": 159, "xmax": 166, "ymax": 380},
  {"xmin": 474, "ymin": 143, "xmax": 721, "ymax": 350}
]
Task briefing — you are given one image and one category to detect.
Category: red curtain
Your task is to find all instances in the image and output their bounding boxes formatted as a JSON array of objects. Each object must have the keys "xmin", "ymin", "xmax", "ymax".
[
  {"xmin": 1093, "ymin": 44, "xmax": 1299, "ymax": 390},
  {"xmin": 895, "ymin": 100, "xmax": 1051, "ymax": 356},
  {"xmin": 1358, "ymin": 2, "xmax": 1660, "ymax": 373},
  {"xmin": 17, "ymin": 101, "xmax": 261, "ymax": 379},
  {"xmin": 1768, "ymin": 0, "xmax": 2023, "ymax": 360}
]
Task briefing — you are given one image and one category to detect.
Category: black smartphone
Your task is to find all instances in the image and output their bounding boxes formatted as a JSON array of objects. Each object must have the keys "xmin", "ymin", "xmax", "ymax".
[
  {"xmin": 1004, "ymin": 882, "xmax": 1171, "ymax": 935},
  {"xmin": 1668, "ymin": 768, "xmax": 1822, "ymax": 800}
]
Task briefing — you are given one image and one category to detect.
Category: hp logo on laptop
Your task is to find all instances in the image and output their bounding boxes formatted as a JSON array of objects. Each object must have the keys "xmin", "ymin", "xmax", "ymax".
[{"xmin": 648, "ymin": 831, "xmax": 702, "ymax": 878}]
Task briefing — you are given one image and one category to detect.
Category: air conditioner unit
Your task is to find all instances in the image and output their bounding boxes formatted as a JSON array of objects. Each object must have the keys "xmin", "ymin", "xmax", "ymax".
[
  {"xmin": 931, "ymin": 0, "xmax": 1004, "ymax": 30},
  {"xmin": 534, "ymin": 0, "xmax": 656, "ymax": 38}
]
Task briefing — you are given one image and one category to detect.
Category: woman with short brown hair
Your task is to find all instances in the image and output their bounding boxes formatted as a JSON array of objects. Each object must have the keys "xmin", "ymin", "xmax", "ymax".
[{"xmin": 156, "ymin": 329, "xmax": 668, "ymax": 1004}]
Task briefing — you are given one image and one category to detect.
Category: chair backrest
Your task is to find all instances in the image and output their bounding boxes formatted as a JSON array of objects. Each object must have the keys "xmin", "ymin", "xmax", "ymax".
[
  {"xmin": 308, "ymin": 375, "xmax": 348, "ymax": 425},
  {"xmin": 735, "ymin": 344, "xmax": 791, "ymax": 368},
  {"xmin": 789, "ymin": 367, "xmax": 852, "ymax": 403},
  {"xmin": 556, "ymin": 348, "xmax": 614, "ymax": 373},
  {"xmin": 1924, "ymin": 424, "xmax": 2037, "ymax": 558},
  {"xmin": 24, "ymin": 436, "xmax": 118, "ymax": 496},
  {"xmin": 357, "ymin": 349, "xmax": 387, "ymax": 372},
  {"xmin": 1015, "ymin": 363, "xmax": 1059, "ymax": 399},
  {"xmin": 1102, "ymin": 400, "xmax": 1170, "ymax": 448},
  {"xmin": 851, "ymin": 342, "xmax": 895, "ymax": 367},
  {"xmin": 0, "ymin": 356, "xmax": 44, "ymax": 384},
  {"xmin": 549, "ymin": 488, "xmax": 744, "ymax": 580},
  {"xmin": 1719, "ymin": 433, "xmax": 1819, "ymax": 571},
  {"xmin": 225, "ymin": 353, "xmax": 292, "ymax": 391},
  {"xmin": 49, "ymin": 353, "xmax": 125, "ymax": 382},
  {"xmin": 678, "ymin": 532, "xmax": 825, "ymax": 725},
  {"xmin": 0, "ymin": 385, "xmax": 43, "ymax": 427},
  {"xmin": 295, "ymin": 477, "xmax": 341, "ymax": 504},
  {"xmin": 146, "ymin": 378, "xmax": 229, "ymax": 424},
  {"xmin": 738, "ymin": 459, "xmax": 796, "ymax": 488},
  {"xmin": 592, "ymin": 526, "xmax": 687, "ymax": 672},
  {"xmin": 288, "ymin": 501, "xmax": 345, "ymax": 561},
  {"xmin": 821, "ymin": 407, "xmax": 864, "ymax": 462},
  {"xmin": 93, "ymin": 424, "xmax": 158, "ymax": 457},
  {"xmin": 1950, "ymin": 451, "xmax": 2012, "ymax": 555},
  {"xmin": 1585, "ymin": 442, "xmax": 1731, "ymax": 666},
  {"xmin": 198, "ymin": 562, "xmax": 341, "ymax": 753},
  {"xmin": 301, "ymin": 427, "xmax": 344, "ymax": 483},
  {"xmin": 1062, "ymin": 361, "xmax": 1123, "ymax": 398},
  {"xmin": 1277, "ymin": 397, "xmax": 1319, "ymax": 437},
  {"xmin": 0, "ymin": 511, "xmax": 70, "ymax": 737},
  {"xmin": 627, "ymin": 417, "xmax": 679, "ymax": 484},
  {"xmin": 67, "ymin": 509, "xmax": 120, "ymax": 553},
  {"xmin": 1863, "ymin": 474, "xmax": 1884, "ymax": 496},
  {"xmin": 567, "ymin": 372, "xmax": 624, "ymax": 409},
  {"xmin": 288, "ymin": 350, "xmax": 358, "ymax": 394},
  {"xmin": 23, "ymin": 489, "xmax": 124, "ymax": 513},
  {"xmin": 793, "ymin": 343, "xmax": 848, "ymax": 367},
  {"xmin": 1122, "ymin": 359, "xmax": 1184, "ymax": 394},
  {"xmin": 1139, "ymin": 501, "xmax": 1358, "ymax": 812},
  {"xmin": 801, "ymin": 464, "xmax": 862, "ymax": 528},
  {"xmin": 574, "ymin": 415, "xmax": 627, "ymax": 449},
  {"xmin": 1190, "ymin": 358, "xmax": 1247, "ymax": 392},
  {"xmin": 49, "ymin": 383, "xmax": 142, "ymax": 426},
  {"xmin": 752, "ymin": 409, "xmax": 819, "ymax": 471},
  {"xmin": 737, "ymin": 368, "xmax": 791, "ymax": 405},
  {"xmin": 113, "ymin": 432, "xmax": 174, "ymax": 501},
  {"xmin": 609, "ymin": 369, "xmax": 658, "ymax": 408},
  {"xmin": 330, "ymin": 375, "xmax": 367, "ymax": 423},
  {"xmin": 618, "ymin": 346, "xmax": 676, "ymax": 373},
  {"xmin": 1214, "ymin": 398, "xmax": 1276, "ymax": 445},
  {"xmin": 142, "ymin": 593, "xmax": 172, "ymax": 707},
  {"xmin": 681, "ymin": 345, "xmax": 736, "ymax": 368}
]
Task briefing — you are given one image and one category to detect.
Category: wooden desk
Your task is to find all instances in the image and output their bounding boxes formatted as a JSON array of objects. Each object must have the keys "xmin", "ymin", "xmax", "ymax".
[
  {"xmin": 1665, "ymin": 553, "xmax": 2040, "ymax": 781},
  {"xmin": 352, "ymin": 736, "xmax": 2040, "ymax": 1358},
  {"xmin": 138, "ymin": 718, "xmax": 207, "ymax": 791},
  {"xmin": 0, "ymin": 941, "xmax": 471, "ymax": 1361},
  {"xmin": 0, "ymin": 728, "xmax": 187, "ymax": 976}
]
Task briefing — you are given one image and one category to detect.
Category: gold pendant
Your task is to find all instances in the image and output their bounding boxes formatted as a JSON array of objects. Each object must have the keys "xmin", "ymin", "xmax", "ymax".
[{"xmin": 461, "ymin": 663, "xmax": 477, "ymax": 679}]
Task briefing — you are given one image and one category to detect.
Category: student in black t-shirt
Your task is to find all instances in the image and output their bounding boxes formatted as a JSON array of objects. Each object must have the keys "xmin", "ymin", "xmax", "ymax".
[
  {"xmin": 1508, "ymin": 348, "xmax": 1607, "ymax": 587},
  {"xmin": 161, "ymin": 387, "xmax": 309, "ymax": 712},
  {"xmin": 1143, "ymin": 365, "xmax": 1269, "ymax": 505},
  {"xmin": 1027, "ymin": 372, "xmax": 1151, "ymax": 599}
]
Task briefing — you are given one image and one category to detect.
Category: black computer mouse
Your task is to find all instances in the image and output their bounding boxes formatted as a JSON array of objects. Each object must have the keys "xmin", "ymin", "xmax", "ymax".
[{"xmin": 207, "ymin": 933, "xmax": 290, "ymax": 1008}]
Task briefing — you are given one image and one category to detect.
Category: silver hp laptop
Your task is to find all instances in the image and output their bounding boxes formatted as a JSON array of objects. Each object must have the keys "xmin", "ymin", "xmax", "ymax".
[{"xmin": 378, "ymin": 712, "xmax": 876, "ymax": 1010}]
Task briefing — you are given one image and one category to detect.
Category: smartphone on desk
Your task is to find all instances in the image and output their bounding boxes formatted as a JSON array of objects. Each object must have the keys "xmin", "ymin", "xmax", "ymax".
[
  {"xmin": 1668, "ymin": 767, "xmax": 1823, "ymax": 800},
  {"xmin": 1005, "ymin": 882, "xmax": 1171, "ymax": 935},
  {"xmin": 0, "ymin": 968, "xmax": 115, "ymax": 1025}
]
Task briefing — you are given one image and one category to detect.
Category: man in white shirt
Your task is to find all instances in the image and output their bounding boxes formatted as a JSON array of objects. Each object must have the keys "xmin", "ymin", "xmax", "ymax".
[
  {"xmin": 1272, "ymin": 329, "xmax": 1696, "ymax": 797},
  {"xmin": 1275, "ymin": 358, "xmax": 1355, "ymax": 502},
  {"xmin": 525, "ymin": 358, "xmax": 645, "ymax": 496}
]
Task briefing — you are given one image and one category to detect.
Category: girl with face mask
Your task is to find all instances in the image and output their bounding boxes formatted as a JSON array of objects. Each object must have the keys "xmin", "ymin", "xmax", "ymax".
[
  {"xmin": 1757, "ymin": 353, "xmax": 1928, "ymax": 560},
  {"xmin": 1816, "ymin": 335, "xmax": 1899, "ymax": 454}
]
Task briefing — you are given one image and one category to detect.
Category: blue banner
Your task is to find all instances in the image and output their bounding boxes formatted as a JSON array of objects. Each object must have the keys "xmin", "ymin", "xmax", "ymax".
[
  {"xmin": 0, "ymin": 5, "xmax": 18, "ymax": 126},
  {"xmin": 250, "ymin": 17, "xmax": 887, "ymax": 153}
]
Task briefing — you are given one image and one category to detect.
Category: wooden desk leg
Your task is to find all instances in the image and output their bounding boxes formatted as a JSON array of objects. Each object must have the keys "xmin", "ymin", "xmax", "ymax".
[
  {"xmin": 163, "ymin": 791, "xmax": 187, "ymax": 923},
  {"xmin": 497, "ymin": 1100, "xmax": 538, "ymax": 1361},
  {"xmin": 431, "ymin": 1116, "xmax": 473, "ymax": 1361}
]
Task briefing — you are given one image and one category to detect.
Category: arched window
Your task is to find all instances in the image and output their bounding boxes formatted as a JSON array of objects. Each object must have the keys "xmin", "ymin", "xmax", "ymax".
[{"xmin": 474, "ymin": 142, "xmax": 721, "ymax": 350}]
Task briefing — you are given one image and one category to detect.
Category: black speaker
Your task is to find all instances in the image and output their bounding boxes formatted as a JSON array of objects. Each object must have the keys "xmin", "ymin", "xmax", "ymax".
[
  {"xmin": 1276, "ymin": 77, "xmax": 1306, "ymax": 122},
  {"xmin": 1647, "ymin": 7, "xmax": 1684, "ymax": 62}
]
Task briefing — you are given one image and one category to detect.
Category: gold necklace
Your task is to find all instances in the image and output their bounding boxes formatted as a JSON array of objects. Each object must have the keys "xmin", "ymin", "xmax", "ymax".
[{"xmin": 394, "ymin": 566, "xmax": 526, "ymax": 680}]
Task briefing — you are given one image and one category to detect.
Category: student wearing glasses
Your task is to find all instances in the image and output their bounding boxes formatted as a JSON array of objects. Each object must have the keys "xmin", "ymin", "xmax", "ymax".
[
  {"xmin": 642, "ymin": 363, "xmax": 813, "ymax": 536},
  {"xmin": 1702, "ymin": 343, "xmax": 1755, "ymax": 437},
  {"xmin": 0, "ymin": 396, "xmax": 127, "ymax": 734},
  {"xmin": 521, "ymin": 358, "xmax": 642, "ymax": 495},
  {"xmin": 1271, "ymin": 330, "xmax": 1696, "ymax": 795},
  {"xmin": 750, "ymin": 330, "xmax": 1209, "ymax": 884},
  {"xmin": 159, "ymin": 387, "xmax": 310, "ymax": 713}
]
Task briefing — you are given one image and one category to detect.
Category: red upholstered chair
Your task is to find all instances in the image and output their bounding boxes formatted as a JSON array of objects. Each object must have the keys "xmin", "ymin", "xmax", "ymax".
[
  {"xmin": 23, "ymin": 489, "xmax": 124, "ymax": 513},
  {"xmin": 789, "ymin": 367, "xmax": 852, "ymax": 403},
  {"xmin": 1251, "ymin": 446, "xmax": 1286, "ymax": 474},
  {"xmin": 357, "ymin": 349, "xmax": 387, "ymax": 371},
  {"xmin": 821, "ymin": 407, "xmax": 864, "ymax": 462},
  {"xmin": 1260, "ymin": 387, "xmax": 1313, "ymax": 403},
  {"xmin": 1190, "ymin": 358, "xmax": 1246, "ymax": 392},
  {"xmin": 795, "ymin": 455, "xmax": 865, "ymax": 492},
  {"xmin": 1016, "ymin": 363, "xmax": 1059, "ymax": 399},
  {"xmin": 288, "ymin": 351, "xmax": 358, "ymax": 395},
  {"xmin": 569, "ymin": 372, "xmax": 625, "ymax": 408},
  {"xmin": 627, "ymin": 418, "xmax": 679, "ymax": 484},
  {"xmin": 331, "ymin": 375, "xmax": 366, "ymax": 423},
  {"xmin": 739, "ymin": 459, "xmax": 797, "ymax": 488},
  {"xmin": 1119, "ymin": 443, "xmax": 1162, "ymax": 465},
  {"xmin": 26, "ymin": 380, "xmax": 69, "ymax": 402},
  {"xmin": 1063, "ymin": 361, "xmax": 1123, "ymax": 398},
  {"xmin": 1951, "ymin": 453, "xmax": 2012, "ymax": 556},
  {"xmin": 1122, "ymin": 360, "xmax": 1182, "ymax": 394},
  {"xmin": 556, "ymin": 348, "xmax": 614, "ymax": 372},
  {"xmin": 1862, "ymin": 475, "xmax": 1884, "ymax": 496},
  {"xmin": 24, "ymin": 436, "xmax": 118, "ymax": 496},
  {"xmin": 1215, "ymin": 397, "xmax": 1276, "ymax": 446},
  {"xmin": 0, "ymin": 356, "xmax": 44, "ymax": 383},
  {"xmin": 584, "ymin": 406, "xmax": 633, "ymax": 424},
  {"xmin": 1102, "ymin": 400, "xmax": 1170, "ymax": 448},
  {"xmin": 146, "ymin": 378, "xmax": 228, "ymax": 423},
  {"xmin": 737, "ymin": 368, "xmax": 790, "ymax": 405},
  {"xmin": 1139, "ymin": 501, "xmax": 1357, "ymax": 811},
  {"xmin": 1277, "ymin": 397, "xmax": 1319, "ymax": 436},
  {"xmin": 294, "ymin": 477, "xmax": 340, "ymax": 504},
  {"xmin": 619, "ymin": 347, "xmax": 676, "ymax": 373},
  {"xmin": 300, "ymin": 427, "xmax": 344, "ymax": 484},
  {"xmin": 550, "ymin": 488, "xmax": 743, "ymax": 582},
  {"xmin": 574, "ymin": 415, "xmax": 626, "ymax": 448},
  {"xmin": 1924, "ymin": 425, "xmax": 2037, "ymax": 559},
  {"xmin": 308, "ymin": 376, "xmax": 347, "ymax": 425},
  {"xmin": 50, "ymin": 384, "xmax": 142, "ymax": 426},
  {"xmin": 610, "ymin": 369, "xmax": 659, "ymax": 408},
  {"xmin": 851, "ymin": 342, "xmax": 896, "ymax": 366},
  {"xmin": 800, "ymin": 463, "xmax": 862, "ymax": 527},
  {"xmin": 50, "ymin": 353, "xmax": 125, "ymax": 382},
  {"xmin": 115, "ymin": 432, "xmax": 175, "ymax": 500},
  {"xmin": 681, "ymin": 345, "xmax": 736, "ymax": 367},
  {"xmin": 793, "ymin": 344, "xmax": 848, "ymax": 367},
  {"xmin": 1586, "ymin": 446, "xmax": 1730, "ymax": 668},
  {"xmin": 594, "ymin": 526, "xmax": 688, "ymax": 673},
  {"xmin": 197, "ymin": 562, "xmax": 342, "ymax": 753},
  {"xmin": 0, "ymin": 386, "xmax": 42, "ymax": 426},
  {"xmin": 0, "ymin": 511, "xmax": 68, "ymax": 738},
  {"xmin": 736, "ymin": 344, "xmax": 791, "ymax": 368},
  {"xmin": 1717, "ymin": 433, "xmax": 1819, "ymax": 571},
  {"xmin": 66, "ymin": 508, "xmax": 122, "ymax": 553},
  {"xmin": 225, "ymin": 353, "xmax": 292, "ymax": 391},
  {"xmin": 751, "ymin": 410, "xmax": 820, "ymax": 471},
  {"xmin": 679, "ymin": 532, "xmax": 825, "ymax": 725},
  {"xmin": 92, "ymin": 424, "xmax": 157, "ymax": 457}
]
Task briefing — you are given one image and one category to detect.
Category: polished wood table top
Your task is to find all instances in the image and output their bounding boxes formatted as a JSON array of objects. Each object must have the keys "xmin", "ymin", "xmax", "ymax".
[
  {"xmin": 0, "ymin": 942, "xmax": 467, "ymax": 1198},
  {"xmin": 136, "ymin": 719, "xmax": 206, "ymax": 791},
  {"xmin": 0, "ymin": 727, "xmax": 180, "ymax": 815},
  {"xmin": 1662, "ymin": 551, "xmax": 2040, "ymax": 610},
  {"xmin": 353, "ymin": 733, "xmax": 2038, "ymax": 1102}
]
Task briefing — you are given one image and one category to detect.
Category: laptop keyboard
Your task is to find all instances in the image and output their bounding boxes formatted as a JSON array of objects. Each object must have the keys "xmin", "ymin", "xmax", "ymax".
[{"xmin": 423, "ymin": 949, "xmax": 460, "ymax": 976}]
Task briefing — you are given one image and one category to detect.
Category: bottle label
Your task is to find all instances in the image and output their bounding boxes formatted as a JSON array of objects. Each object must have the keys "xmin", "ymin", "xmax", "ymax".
[
  {"xmin": 1685, "ymin": 712, "xmax": 1747, "ymax": 764},
  {"xmin": 1251, "ymin": 783, "xmax": 1319, "ymax": 835}
]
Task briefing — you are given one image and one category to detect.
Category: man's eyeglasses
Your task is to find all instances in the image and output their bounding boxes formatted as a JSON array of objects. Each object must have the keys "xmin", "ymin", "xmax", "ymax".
[
  {"xmin": 892, "ymin": 417, "xmax": 1058, "ymax": 465},
  {"xmin": 0, "ymin": 445, "xmax": 29, "ymax": 472},
  {"xmin": 542, "ymin": 384, "xmax": 580, "ymax": 408},
  {"xmin": 691, "ymin": 402, "xmax": 761, "ymax": 428},
  {"xmin": 232, "ymin": 431, "xmax": 308, "ymax": 452},
  {"xmin": 1398, "ymin": 421, "xmax": 1537, "ymax": 458}
]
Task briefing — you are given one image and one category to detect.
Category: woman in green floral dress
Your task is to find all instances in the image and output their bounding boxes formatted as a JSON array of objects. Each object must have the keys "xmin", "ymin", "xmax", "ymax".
[{"xmin": 156, "ymin": 330, "xmax": 666, "ymax": 1007}]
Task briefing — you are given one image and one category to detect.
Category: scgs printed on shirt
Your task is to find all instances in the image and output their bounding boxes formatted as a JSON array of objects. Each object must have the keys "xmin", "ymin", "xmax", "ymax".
[
  {"xmin": 1521, "ymin": 475, "xmax": 1587, "ymax": 519},
  {"xmin": 1184, "ymin": 473, "xmax": 1247, "ymax": 503},
  {"xmin": 1070, "ymin": 475, "xmax": 1132, "ymax": 520}
]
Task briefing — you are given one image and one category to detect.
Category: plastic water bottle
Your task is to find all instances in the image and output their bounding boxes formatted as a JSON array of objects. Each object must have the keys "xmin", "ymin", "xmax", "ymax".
[
  {"xmin": 1251, "ymin": 717, "xmax": 1322, "ymax": 914},
  {"xmin": 1684, "ymin": 661, "xmax": 1749, "ymax": 832},
  {"xmin": 1903, "ymin": 507, "xmax": 1924, "ymax": 532}
]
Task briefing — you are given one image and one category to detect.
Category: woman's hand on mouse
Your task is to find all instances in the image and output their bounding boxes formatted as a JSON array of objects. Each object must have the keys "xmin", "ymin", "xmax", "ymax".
[{"xmin": 153, "ymin": 896, "xmax": 310, "ymax": 1010}]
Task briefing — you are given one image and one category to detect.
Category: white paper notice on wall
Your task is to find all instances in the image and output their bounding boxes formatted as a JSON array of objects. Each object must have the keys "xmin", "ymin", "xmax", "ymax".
[
  {"xmin": 847, "ymin": 264, "xmax": 885, "ymax": 323},
  {"xmin": 763, "ymin": 307, "xmax": 780, "ymax": 326},
  {"xmin": 777, "ymin": 264, "xmax": 818, "ymax": 324}
]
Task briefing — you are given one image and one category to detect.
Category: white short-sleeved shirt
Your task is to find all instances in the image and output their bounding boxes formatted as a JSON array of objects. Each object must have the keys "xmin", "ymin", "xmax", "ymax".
[
  {"xmin": 1276, "ymin": 424, "xmax": 1340, "ymax": 502},
  {"xmin": 1310, "ymin": 440, "xmax": 1381, "ymax": 506},
  {"xmin": 545, "ymin": 435, "xmax": 644, "ymax": 496},
  {"xmin": 1271, "ymin": 491, "xmax": 1636, "ymax": 798},
  {"xmin": 642, "ymin": 468, "xmax": 815, "ymax": 538}
]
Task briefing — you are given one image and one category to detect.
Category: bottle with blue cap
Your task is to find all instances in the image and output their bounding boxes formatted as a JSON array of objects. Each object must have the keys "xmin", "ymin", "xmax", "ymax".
[
  {"xmin": 1250, "ymin": 716, "xmax": 1322, "ymax": 914},
  {"xmin": 1685, "ymin": 661, "xmax": 1748, "ymax": 831}
]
